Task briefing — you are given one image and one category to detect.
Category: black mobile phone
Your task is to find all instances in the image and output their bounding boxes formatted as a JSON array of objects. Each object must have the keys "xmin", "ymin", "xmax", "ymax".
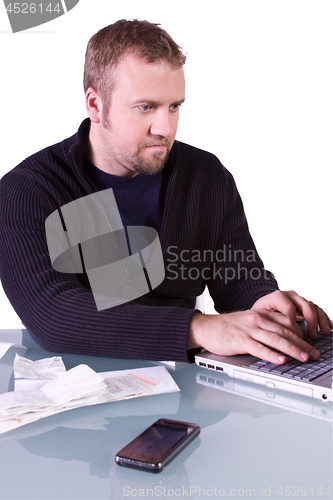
[{"xmin": 115, "ymin": 418, "xmax": 200, "ymax": 473}]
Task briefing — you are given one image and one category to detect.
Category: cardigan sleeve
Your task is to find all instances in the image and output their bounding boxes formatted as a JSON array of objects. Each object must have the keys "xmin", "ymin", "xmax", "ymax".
[
  {"xmin": 205, "ymin": 166, "xmax": 279, "ymax": 313},
  {"xmin": 0, "ymin": 171, "xmax": 196, "ymax": 362}
]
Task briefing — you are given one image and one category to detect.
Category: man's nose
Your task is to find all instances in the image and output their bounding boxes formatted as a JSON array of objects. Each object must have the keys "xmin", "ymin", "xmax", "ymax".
[{"xmin": 150, "ymin": 109, "xmax": 173, "ymax": 138}]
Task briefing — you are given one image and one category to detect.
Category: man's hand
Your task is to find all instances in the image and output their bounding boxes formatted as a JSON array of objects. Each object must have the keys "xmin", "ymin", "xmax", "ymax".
[
  {"xmin": 188, "ymin": 290, "xmax": 332, "ymax": 364},
  {"xmin": 252, "ymin": 290, "xmax": 332, "ymax": 338}
]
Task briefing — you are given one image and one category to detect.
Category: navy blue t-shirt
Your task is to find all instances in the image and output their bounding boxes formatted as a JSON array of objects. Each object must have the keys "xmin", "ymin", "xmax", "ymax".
[{"xmin": 84, "ymin": 156, "xmax": 164, "ymax": 233}]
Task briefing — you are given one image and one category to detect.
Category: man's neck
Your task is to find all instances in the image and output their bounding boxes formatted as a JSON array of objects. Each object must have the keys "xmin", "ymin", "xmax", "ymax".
[{"xmin": 84, "ymin": 124, "xmax": 138, "ymax": 178}]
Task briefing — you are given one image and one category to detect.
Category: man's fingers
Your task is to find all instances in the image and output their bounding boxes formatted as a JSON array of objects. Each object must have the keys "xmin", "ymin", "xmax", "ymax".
[
  {"xmin": 252, "ymin": 290, "xmax": 297, "ymax": 318},
  {"xmin": 256, "ymin": 309, "xmax": 303, "ymax": 338},
  {"xmin": 281, "ymin": 291, "xmax": 317, "ymax": 336},
  {"xmin": 314, "ymin": 305, "xmax": 332, "ymax": 335},
  {"xmin": 256, "ymin": 329, "xmax": 319, "ymax": 364},
  {"xmin": 250, "ymin": 310, "xmax": 320, "ymax": 364},
  {"xmin": 252, "ymin": 290, "xmax": 332, "ymax": 340},
  {"xmin": 244, "ymin": 338, "xmax": 287, "ymax": 365},
  {"xmin": 283, "ymin": 291, "xmax": 332, "ymax": 337}
]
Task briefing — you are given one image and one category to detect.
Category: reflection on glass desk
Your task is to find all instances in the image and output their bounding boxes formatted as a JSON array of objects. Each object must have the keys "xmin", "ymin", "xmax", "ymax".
[{"xmin": 0, "ymin": 329, "xmax": 332, "ymax": 500}]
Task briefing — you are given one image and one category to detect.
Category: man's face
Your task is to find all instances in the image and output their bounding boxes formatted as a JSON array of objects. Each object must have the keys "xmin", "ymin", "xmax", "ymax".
[{"xmin": 97, "ymin": 53, "xmax": 185, "ymax": 177}]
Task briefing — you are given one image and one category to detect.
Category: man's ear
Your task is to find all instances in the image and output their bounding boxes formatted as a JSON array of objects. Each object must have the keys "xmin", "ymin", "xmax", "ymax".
[{"xmin": 85, "ymin": 87, "xmax": 103, "ymax": 123}]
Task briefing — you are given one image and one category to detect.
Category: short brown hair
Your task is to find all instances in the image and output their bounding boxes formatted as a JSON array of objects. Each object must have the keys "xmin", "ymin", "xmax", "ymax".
[{"xmin": 84, "ymin": 19, "xmax": 186, "ymax": 109}]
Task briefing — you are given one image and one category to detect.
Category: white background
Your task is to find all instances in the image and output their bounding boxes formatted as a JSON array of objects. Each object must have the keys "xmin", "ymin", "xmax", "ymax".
[{"xmin": 0, "ymin": 0, "xmax": 332, "ymax": 327}]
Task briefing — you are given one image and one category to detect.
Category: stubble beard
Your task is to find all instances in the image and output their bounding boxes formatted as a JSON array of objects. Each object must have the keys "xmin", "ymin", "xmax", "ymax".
[
  {"xmin": 101, "ymin": 116, "xmax": 172, "ymax": 176},
  {"xmin": 132, "ymin": 141, "xmax": 172, "ymax": 175}
]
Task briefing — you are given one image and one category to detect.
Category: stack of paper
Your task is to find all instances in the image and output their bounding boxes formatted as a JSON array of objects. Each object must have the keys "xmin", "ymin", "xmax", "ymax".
[{"xmin": 0, "ymin": 355, "xmax": 180, "ymax": 435}]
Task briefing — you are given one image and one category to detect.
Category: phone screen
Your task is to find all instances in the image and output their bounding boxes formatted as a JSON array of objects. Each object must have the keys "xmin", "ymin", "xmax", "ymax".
[{"xmin": 119, "ymin": 422, "xmax": 188, "ymax": 463}]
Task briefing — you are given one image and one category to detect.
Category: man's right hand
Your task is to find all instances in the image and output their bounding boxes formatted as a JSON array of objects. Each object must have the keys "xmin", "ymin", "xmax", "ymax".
[{"xmin": 188, "ymin": 309, "xmax": 321, "ymax": 365}]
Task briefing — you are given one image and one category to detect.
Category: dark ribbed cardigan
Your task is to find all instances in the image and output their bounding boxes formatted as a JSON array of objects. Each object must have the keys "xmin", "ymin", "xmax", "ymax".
[{"xmin": 0, "ymin": 119, "xmax": 278, "ymax": 361}]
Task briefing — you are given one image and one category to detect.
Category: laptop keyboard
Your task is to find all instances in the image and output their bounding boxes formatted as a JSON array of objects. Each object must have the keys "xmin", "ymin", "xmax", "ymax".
[{"xmin": 248, "ymin": 332, "xmax": 332, "ymax": 382}]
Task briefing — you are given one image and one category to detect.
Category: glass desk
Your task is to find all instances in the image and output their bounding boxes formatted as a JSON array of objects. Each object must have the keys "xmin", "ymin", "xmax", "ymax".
[{"xmin": 0, "ymin": 329, "xmax": 332, "ymax": 500}]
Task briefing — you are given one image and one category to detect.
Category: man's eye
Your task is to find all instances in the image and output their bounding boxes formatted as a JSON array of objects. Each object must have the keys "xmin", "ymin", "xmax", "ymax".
[
  {"xmin": 138, "ymin": 105, "xmax": 151, "ymax": 112},
  {"xmin": 170, "ymin": 103, "xmax": 181, "ymax": 111}
]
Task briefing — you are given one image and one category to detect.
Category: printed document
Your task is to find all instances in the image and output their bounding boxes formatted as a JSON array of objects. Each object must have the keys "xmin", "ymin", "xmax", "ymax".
[{"xmin": 0, "ymin": 355, "xmax": 180, "ymax": 435}]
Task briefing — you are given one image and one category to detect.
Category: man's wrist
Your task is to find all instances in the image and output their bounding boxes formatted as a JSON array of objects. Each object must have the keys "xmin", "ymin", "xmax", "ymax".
[{"xmin": 188, "ymin": 311, "xmax": 204, "ymax": 350}]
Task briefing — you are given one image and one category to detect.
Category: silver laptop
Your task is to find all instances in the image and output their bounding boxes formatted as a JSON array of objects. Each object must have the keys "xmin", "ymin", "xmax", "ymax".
[
  {"xmin": 195, "ymin": 330, "xmax": 333, "ymax": 403},
  {"xmin": 195, "ymin": 370, "xmax": 333, "ymax": 422}
]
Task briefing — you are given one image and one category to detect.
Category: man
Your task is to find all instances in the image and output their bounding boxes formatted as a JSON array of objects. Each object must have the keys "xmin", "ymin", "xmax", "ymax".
[{"xmin": 0, "ymin": 20, "xmax": 331, "ymax": 363}]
